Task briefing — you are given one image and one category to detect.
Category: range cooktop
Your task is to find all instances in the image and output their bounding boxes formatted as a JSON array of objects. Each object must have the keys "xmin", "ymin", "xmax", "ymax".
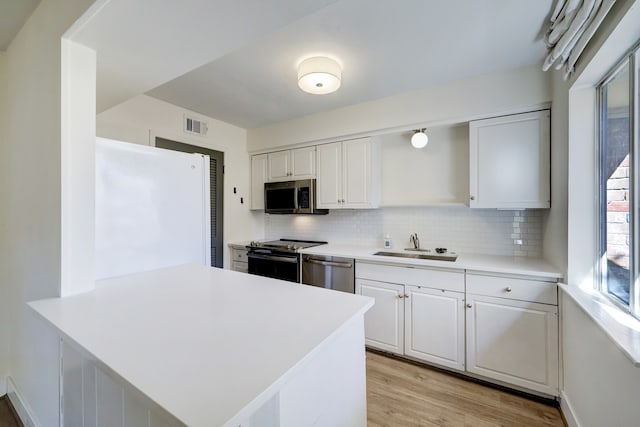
[{"xmin": 248, "ymin": 239, "xmax": 327, "ymax": 252}]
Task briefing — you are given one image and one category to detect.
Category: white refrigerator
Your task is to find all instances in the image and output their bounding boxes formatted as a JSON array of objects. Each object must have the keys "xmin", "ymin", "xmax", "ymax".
[{"xmin": 95, "ymin": 137, "xmax": 211, "ymax": 280}]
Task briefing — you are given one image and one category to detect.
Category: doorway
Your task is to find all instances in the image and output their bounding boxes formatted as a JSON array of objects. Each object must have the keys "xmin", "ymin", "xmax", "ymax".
[{"xmin": 155, "ymin": 137, "xmax": 224, "ymax": 268}]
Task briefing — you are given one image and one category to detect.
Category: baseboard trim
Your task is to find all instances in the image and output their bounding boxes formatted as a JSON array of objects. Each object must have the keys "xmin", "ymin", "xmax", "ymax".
[
  {"xmin": 559, "ymin": 391, "xmax": 581, "ymax": 427},
  {"xmin": 7, "ymin": 377, "xmax": 41, "ymax": 427}
]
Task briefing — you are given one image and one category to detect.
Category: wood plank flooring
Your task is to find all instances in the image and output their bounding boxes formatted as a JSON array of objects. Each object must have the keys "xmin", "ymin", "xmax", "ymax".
[
  {"xmin": 366, "ymin": 351, "xmax": 565, "ymax": 427},
  {"xmin": 0, "ymin": 397, "xmax": 21, "ymax": 427}
]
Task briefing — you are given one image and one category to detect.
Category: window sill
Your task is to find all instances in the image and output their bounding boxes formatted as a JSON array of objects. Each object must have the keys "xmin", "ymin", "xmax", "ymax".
[{"xmin": 559, "ymin": 284, "xmax": 640, "ymax": 367}]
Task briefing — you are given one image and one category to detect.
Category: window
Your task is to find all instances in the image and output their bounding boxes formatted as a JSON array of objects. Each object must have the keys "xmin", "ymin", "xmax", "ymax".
[{"xmin": 598, "ymin": 44, "xmax": 639, "ymax": 317}]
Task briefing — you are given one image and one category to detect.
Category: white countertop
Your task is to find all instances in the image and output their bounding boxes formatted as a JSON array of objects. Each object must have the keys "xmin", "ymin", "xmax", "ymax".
[
  {"xmin": 298, "ymin": 244, "xmax": 563, "ymax": 280},
  {"xmin": 228, "ymin": 240, "xmax": 251, "ymax": 249},
  {"xmin": 28, "ymin": 264, "xmax": 373, "ymax": 427}
]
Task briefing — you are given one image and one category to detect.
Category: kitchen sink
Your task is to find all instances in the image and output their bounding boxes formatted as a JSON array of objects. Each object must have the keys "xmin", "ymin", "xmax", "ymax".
[{"xmin": 373, "ymin": 251, "xmax": 458, "ymax": 262}]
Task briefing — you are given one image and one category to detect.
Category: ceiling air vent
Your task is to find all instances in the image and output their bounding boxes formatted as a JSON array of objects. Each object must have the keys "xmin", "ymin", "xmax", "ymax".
[{"xmin": 184, "ymin": 115, "xmax": 208, "ymax": 136}]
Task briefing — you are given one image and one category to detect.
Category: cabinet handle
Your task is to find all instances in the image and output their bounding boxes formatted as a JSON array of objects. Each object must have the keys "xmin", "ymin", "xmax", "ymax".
[
  {"xmin": 466, "ymin": 303, "xmax": 472, "ymax": 308},
  {"xmin": 397, "ymin": 294, "xmax": 404, "ymax": 299},
  {"xmin": 404, "ymin": 294, "xmax": 409, "ymax": 298},
  {"xmin": 470, "ymin": 196, "xmax": 475, "ymax": 201},
  {"xmin": 506, "ymin": 287, "xmax": 512, "ymax": 292}
]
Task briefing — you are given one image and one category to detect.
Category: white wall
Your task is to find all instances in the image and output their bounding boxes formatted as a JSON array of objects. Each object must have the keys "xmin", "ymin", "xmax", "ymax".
[
  {"xmin": 561, "ymin": 295, "xmax": 640, "ymax": 426},
  {"xmin": 60, "ymin": 40, "xmax": 96, "ymax": 296},
  {"xmin": 558, "ymin": 1, "xmax": 640, "ymax": 426},
  {"xmin": 379, "ymin": 125, "xmax": 469, "ymax": 206},
  {"xmin": 542, "ymin": 72, "xmax": 569, "ymax": 276},
  {"xmin": 2, "ymin": 0, "xmax": 94, "ymax": 423},
  {"xmin": 97, "ymin": 95, "xmax": 263, "ymax": 267},
  {"xmin": 247, "ymin": 64, "xmax": 551, "ymax": 150},
  {"xmin": 0, "ymin": 51, "xmax": 9, "ymax": 395}
]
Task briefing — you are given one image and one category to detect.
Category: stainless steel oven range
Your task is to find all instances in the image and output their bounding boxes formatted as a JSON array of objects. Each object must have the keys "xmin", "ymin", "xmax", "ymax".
[{"xmin": 246, "ymin": 239, "xmax": 327, "ymax": 283}]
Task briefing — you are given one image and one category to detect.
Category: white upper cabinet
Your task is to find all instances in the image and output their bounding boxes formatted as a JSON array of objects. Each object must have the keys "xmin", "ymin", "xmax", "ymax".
[
  {"xmin": 291, "ymin": 146, "xmax": 316, "ymax": 178},
  {"xmin": 250, "ymin": 154, "xmax": 268, "ymax": 210},
  {"xmin": 316, "ymin": 137, "xmax": 380, "ymax": 209},
  {"xmin": 316, "ymin": 142, "xmax": 343, "ymax": 209},
  {"xmin": 469, "ymin": 110, "xmax": 551, "ymax": 209},
  {"xmin": 267, "ymin": 146, "xmax": 315, "ymax": 181}
]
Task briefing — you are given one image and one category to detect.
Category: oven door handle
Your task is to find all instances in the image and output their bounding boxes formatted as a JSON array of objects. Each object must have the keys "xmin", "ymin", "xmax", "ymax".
[
  {"xmin": 247, "ymin": 253, "xmax": 299, "ymax": 264},
  {"xmin": 304, "ymin": 258, "xmax": 353, "ymax": 268}
]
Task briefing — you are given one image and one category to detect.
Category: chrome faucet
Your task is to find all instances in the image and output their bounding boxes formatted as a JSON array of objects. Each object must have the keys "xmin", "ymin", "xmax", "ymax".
[{"xmin": 410, "ymin": 233, "xmax": 420, "ymax": 249}]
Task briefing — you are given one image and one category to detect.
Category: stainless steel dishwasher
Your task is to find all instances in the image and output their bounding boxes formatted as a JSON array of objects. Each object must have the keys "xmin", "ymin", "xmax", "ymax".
[{"xmin": 301, "ymin": 254, "xmax": 355, "ymax": 293}]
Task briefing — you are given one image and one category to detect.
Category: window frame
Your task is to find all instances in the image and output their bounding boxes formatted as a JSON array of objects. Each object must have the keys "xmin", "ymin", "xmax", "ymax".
[{"xmin": 597, "ymin": 43, "xmax": 639, "ymax": 318}]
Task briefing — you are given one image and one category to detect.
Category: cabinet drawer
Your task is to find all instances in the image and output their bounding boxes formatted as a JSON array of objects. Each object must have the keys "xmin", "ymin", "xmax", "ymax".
[
  {"xmin": 356, "ymin": 262, "xmax": 464, "ymax": 292},
  {"xmin": 232, "ymin": 248, "xmax": 248, "ymax": 263},
  {"xmin": 232, "ymin": 261, "xmax": 248, "ymax": 273},
  {"xmin": 466, "ymin": 274, "xmax": 557, "ymax": 305}
]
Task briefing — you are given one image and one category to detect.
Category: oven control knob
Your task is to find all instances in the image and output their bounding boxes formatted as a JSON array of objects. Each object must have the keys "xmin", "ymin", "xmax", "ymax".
[{"xmin": 287, "ymin": 244, "xmax": 294, "ymax": 250}]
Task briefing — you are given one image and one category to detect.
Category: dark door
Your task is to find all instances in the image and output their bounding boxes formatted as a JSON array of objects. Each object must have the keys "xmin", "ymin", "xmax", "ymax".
[{"xmin": 155, "ymin": 137, "xmax": 224, "ymax": 268}]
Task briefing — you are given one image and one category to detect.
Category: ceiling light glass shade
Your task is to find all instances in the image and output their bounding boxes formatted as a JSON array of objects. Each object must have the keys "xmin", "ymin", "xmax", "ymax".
[
  {"xmin": 298, "ymin": 56, "xmax": 342, "ymax": 95},
  {"xmin": 411, "ymin": 130, "xmax": 429, "ymax": 148}
]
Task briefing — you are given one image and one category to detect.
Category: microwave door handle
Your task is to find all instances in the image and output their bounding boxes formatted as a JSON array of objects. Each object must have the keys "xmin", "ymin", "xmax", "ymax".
[{"xmin": 294, "ymin": 184, "xmax": 299, "ymax": 213}]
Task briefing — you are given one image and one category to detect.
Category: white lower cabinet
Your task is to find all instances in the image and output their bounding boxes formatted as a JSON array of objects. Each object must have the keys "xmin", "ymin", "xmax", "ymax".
[
  {"xmin": 357, "ymin": 279, "xmax": 404, "ymax": 354},
  {"xmin": 357, "ymin": 262, "xmax": 559, "ymax": 396},
  {"xmin": 465, "ymin": 274, "xmax": 559, "ymax": 396},
  {"xmin": 405, "ymin": 286, "xmax": 465, "ymax": 371},
  {"xmin": 230, "ymin": 246, "xmax": 248, "ymax": 273},
  {"xmin": 356, "ymin": 263, "xmax": 465, "ymax": 371}
]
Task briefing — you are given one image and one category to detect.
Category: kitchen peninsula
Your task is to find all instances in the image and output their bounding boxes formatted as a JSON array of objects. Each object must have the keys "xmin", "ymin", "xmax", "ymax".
[{"xmin": 28, "ymin": 264, "xmax": 373, "ymax": 427}]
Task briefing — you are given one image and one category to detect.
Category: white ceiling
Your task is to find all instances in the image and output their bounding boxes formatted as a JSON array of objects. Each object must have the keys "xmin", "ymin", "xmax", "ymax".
[
  {"xmin": 71, "ymin": 0, "xmax": 553, "ymax": 129},
  {"xmin": 0, "ymin": 0, "xmax": 41, "ymax": 51}
]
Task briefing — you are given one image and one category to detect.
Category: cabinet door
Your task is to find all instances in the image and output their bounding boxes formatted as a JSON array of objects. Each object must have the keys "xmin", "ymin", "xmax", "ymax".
[
  {"xmin": 469, "ymin": 110, "xmax": 550, "ymax": 209},
  {"xmin": 316, "ymin": 142, "xmax": 342, "ymax": 209},
  {"xmin": 291, "ymin": 146, "xmax": 316, "ymax": 179},
  {"xmin": 251, "ymin": 154, "xmax": 268, "ymax": 210},
  {"xmin": 343, "ymin": 138, "xmax": 373, "ymax": 208},
  {"xmin": 404, "ymin": 286, "xmax": 465, "ymax": 371},
  {"xmin": 356, "ymin": 279, "xmax": 404, "ymax": 355},
  {"xmin": 267, "ymin": 150, "xmax": 291, "ymax": 181},
  {"xmin": 466, "ymin": 293, "xmax": 558, "ymax": 395}
]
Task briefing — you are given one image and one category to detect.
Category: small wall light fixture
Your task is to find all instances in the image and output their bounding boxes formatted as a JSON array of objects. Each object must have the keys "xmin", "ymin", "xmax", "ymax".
[
  {"xmin": 298, "ymin": 56, "xmax": 342, "ymax": 95},
  {"xmin": 411, "ymin": 129, "xmax": 429, "ymax": 148}
]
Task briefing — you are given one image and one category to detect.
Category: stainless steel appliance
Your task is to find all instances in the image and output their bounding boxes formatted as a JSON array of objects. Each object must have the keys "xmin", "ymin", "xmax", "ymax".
[
  {"xmin": 246, "ymin": 239, "xmax": 327, "ymax": 283},
  {"xmin": 302, "ymin": 255, "xmax": 355, "ymax": 293},
  {"xmin": 264, "ymin": 179, "xmax": 328, "ymax": 214}
]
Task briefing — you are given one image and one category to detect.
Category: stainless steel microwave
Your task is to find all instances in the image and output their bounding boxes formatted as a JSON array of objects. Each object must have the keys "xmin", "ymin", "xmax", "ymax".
[{"xmin": 264, "ymin": 179, "xmax": 328, "ymax": 214}]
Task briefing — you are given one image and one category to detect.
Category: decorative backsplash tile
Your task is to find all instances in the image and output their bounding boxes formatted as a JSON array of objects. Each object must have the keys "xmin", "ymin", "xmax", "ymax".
[{"xmin": 265, "ymin": 206, "xmax": 543, "ymax": 257}]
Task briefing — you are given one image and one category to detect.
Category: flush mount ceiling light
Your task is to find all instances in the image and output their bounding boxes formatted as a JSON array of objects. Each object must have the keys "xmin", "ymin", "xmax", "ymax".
[
  {"xmin": 297, "ymin": 56, "xmax": 342, "ymax": 95},
  {"xmin": 411, "ymin": 129, "xmax": 429, "ymax": 148}
]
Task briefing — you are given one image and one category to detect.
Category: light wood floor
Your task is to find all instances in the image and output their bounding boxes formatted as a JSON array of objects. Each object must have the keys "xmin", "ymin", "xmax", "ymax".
[{"xmin": 366, "ymin": 351, "xmax": 565, "ymax": 427}]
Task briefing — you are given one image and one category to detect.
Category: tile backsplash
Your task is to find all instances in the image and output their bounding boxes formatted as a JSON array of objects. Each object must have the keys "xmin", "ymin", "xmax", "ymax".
[{"xmin": 265, "ymin": 206, "xmax": 543, "ymax": 257}]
